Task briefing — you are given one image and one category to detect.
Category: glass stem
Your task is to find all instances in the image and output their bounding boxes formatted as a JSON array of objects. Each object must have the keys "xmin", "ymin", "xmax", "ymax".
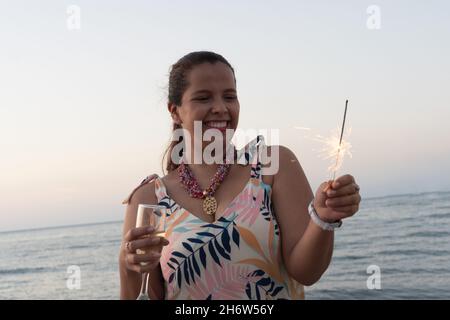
[{"xmin": 140, "ymin": 272, "xmax": 149, "ymax": 296}]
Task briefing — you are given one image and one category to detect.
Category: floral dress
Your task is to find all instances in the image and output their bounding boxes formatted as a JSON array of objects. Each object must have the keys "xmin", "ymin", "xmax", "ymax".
[{"xmin": 123, "ymin": 135, "xmax": 305, "ymax": 300}]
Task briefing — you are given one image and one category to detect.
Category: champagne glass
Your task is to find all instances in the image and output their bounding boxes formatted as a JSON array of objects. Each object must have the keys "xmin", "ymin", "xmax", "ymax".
[{"xmin": 135, "ymin": 204, "xmax": 166, "ymax": 300}]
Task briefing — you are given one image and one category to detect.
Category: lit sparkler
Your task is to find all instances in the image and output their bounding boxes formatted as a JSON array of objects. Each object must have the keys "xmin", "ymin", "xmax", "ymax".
[{"xmin": 293, "ymin": 100, "xmax": 352, "ymax": 191}]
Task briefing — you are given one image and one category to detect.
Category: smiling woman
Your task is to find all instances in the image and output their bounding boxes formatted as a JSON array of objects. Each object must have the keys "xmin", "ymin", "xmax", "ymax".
[{"xmin": 119, "ymin": 51, "xmax": 361, "ymax": 300}]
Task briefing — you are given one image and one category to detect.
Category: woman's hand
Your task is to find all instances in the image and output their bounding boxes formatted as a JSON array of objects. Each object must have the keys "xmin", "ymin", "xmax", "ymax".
[
  {"xmin": 313, "ymin": 174, "xmax": 361, "ymax": 223},
  {"xmin": 122, "ymin": 226, "xmax": 170, "ymax": 273}
]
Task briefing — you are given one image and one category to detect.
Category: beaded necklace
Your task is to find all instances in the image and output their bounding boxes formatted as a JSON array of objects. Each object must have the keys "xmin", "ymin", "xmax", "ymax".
[
  {"xmin": 178, "ymin": 161, "xmax": 232, "ymax": 217},
  {"xmin": 178, "ymin": 162, "xmax": 231, "ymax": 216}
]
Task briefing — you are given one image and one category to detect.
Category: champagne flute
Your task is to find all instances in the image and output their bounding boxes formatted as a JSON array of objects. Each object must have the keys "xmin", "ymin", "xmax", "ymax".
[{"xmin": 135, "ymin": 204, "xmax": 166, "ymax": 300}]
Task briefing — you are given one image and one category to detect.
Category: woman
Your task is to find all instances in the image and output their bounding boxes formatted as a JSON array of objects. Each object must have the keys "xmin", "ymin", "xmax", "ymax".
[{"xmin": 119, "ymin": 51, "xmax": 361, "ymax": 300}]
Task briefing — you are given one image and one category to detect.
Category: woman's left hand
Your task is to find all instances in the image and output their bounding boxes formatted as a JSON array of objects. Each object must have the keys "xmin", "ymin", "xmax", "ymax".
[{"xmin": 313, "ymin": 174, "xmax": 361, "ymax": 223}]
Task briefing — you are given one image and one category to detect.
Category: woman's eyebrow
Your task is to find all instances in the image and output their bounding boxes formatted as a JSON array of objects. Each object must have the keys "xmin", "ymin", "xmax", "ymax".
[
  {"xmin": 191, "ymin": 89, "xmax": 236, "ymax": 95},
  {"xmin": 191, "ymin": 89, "xmax": 210, "ymax": 96}
]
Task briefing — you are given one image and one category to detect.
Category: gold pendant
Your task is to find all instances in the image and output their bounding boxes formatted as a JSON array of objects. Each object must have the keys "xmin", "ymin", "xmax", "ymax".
[{"xmin": 203, "ymin": 196, "xmax": 217, "ymax": 216}]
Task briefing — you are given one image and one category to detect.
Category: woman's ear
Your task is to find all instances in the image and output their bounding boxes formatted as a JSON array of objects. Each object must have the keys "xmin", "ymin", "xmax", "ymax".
[{"xmin": 168, "ymin": 103, "xmax": 182, "ymax": 125}]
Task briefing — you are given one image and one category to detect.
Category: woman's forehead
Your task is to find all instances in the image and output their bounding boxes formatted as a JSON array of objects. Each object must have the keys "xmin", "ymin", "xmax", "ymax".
[{"xmin": 186, "ymin": 62, "xmax": 235, "ymax": 91}]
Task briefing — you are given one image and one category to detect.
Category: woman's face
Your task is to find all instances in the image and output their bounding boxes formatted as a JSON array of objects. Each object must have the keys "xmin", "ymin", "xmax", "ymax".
[{"xmin": 170, "ymin": 62, "xmax": 240, "ymax": 153}]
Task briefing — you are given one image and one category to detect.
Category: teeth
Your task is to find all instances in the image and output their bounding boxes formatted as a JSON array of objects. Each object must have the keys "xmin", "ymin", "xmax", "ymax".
[{"xmin": 205, "ymin": 121, "xmax": 228, "ymax": 128}]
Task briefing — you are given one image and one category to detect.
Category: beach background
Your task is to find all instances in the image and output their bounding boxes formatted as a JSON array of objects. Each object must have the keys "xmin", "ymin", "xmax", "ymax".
[{"xmin": 1, "ymin": 1, "xmax": 450, "ymax": 299}]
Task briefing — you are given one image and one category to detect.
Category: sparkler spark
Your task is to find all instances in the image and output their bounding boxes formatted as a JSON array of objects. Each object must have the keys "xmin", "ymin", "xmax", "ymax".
[
  {"xmin": 313, "ymin": 126, "xmax": 352, "ymax": 178},
  {"xmin": 293, "ymin": 100, "xmax": 352, "ymax": 188}
]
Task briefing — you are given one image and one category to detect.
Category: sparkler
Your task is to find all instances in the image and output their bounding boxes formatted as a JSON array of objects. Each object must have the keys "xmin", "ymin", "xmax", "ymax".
[
  {"xmin": 293, "ymin": 99, "xmax": 352, "ymax": 192},
  {"xmin": 333, "ymin": 99, "xmax": 348, "ymax": 181},
  {"xmin": 324, "ymin": 99, "xmax": 350, "ymax": 191}
]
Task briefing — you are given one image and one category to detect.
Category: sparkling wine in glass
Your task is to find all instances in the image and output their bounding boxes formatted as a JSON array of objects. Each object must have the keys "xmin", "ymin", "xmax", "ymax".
[{"xmin": 135, "ymin": 204, "xmax": 166, "ymax": 300}]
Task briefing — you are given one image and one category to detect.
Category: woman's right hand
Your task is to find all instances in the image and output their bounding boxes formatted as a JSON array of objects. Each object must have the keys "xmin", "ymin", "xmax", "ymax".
[{"xmin": 123, "ymin": 226, "xmax": 170, "ymax": 273}]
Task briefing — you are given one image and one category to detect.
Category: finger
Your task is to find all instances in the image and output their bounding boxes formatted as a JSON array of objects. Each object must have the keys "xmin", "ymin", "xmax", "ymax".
[
  {"xmin": 326, "ymin": 182, "xmax": 359, "ymax": 198},
  {"xmin": 124, "ymin": 226, "xmax": 156, "ymax": 242},
  {"xmin": 128, "ymin": 236, "xmax": 169, "ymax": 252},
  {"xmin": 138, "ymin": 262, "xmax": 160, "ymax": 273},
  {"xmin": 322, "ymin": 180, "xmax": 333, "ymax": 192},
  {"xmin": 329, "ymin": 205, "xmax": 359, "ymax": 220},
  {"xmin": 332, "ymin": 174, "xmax": 355, "ymax": 189},
  {"xmin": 127, "ymin": 251, "xmax": 162, "ymax": 265},
  {"xmin": 326, "ymin": 194, "xmax": 361, "ymax": 207},
  {"xmin": 127, "ymin": 261, "xmax": 160, "ymax": 273}
]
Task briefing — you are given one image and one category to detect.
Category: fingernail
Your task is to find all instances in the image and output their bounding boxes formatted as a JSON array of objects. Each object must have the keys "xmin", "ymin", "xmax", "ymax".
[
  {"xmin": 147, "ymin": 226, "xmax": 155, "ymax": 232},
  {"xmin": 334, "ymin": 182, "xmax": 340, "ymax": 188},
  {"xmin": 327, "ymin": 190, "xmax": 336, "ymax": 195}
]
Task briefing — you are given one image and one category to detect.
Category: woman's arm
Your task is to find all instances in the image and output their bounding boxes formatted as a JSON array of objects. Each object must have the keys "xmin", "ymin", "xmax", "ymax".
[
  {"xmin": 119, "ymin": 181, "xmax": 165, "ymax": 299},
  {"xmin": 271, "ymin": 146, "xmax": 334, "ymax": 286},
  {"xmin": 271, "ymin": 146, "xmax": 360, "ymax": 286}
]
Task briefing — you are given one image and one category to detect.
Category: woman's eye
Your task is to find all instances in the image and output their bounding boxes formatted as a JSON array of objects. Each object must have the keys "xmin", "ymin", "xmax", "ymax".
[
  {"xmin": 194, "ymin": 97, "xmax": 209, "ymax": 101},
  {"xmin": 225, "ymin": 96, "xmax": 237, "ymax": 100}
]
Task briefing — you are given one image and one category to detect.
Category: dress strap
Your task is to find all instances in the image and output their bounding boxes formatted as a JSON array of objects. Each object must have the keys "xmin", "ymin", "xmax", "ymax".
[{"xmin": 242, "ymin": 135, "xmax": 265, "ymax": 180}]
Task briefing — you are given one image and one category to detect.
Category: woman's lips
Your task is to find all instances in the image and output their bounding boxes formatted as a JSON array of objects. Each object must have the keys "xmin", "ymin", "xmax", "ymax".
[{"xmin": 204, "ymin": 121, "xmax": 230, "ymax": 131}]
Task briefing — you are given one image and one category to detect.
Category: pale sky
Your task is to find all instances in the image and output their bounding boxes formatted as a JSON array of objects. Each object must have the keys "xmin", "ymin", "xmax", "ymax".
[{"xmin": 1, "ymin": 0, "xmax": 450, "ymax": 231}]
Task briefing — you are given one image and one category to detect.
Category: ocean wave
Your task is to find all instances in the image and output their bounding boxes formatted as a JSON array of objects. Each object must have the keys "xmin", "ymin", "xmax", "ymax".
[
  {"xmin": 426, "ymin": 212, "xmax": 450, "ymax": 219},
  {"xmin": 0, "ymin": 267, "xmax": 49, "ymax": 275},
  {"xmin": 406, "ymin": 231, "xmax": 450, "ymax": 238},
  {"xmin": 376, "ymin": 249, "xmax": 450, "ymax": 257}
]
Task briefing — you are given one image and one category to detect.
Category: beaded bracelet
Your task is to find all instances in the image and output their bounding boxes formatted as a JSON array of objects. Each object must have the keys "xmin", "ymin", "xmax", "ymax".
[{"xmin": 308, "ymin": 200, "xmax": 342, "ymax": 231}]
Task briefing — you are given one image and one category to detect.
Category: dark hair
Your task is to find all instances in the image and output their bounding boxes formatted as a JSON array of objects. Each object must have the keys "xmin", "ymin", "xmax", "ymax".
[{"xmin": 162, "ymin": 51, "xmax": 236, "ymax": 174}]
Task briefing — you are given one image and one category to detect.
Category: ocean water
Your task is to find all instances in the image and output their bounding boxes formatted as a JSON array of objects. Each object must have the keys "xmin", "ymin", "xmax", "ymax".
[{"xmin": 1, "ymin": 191, "xmax": 449, "ymax": 300}]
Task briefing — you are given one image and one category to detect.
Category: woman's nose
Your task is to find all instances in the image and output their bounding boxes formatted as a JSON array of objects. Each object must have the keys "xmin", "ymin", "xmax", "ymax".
[{"xmin": 211, "ymin": 98, "xmax": 228, "ymax": 113}]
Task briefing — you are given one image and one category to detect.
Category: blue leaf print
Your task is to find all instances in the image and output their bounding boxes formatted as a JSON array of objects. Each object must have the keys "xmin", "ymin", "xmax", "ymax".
[
  {"xmin": 187, "ymin": 238, "xmax": 204, "ymax": 244},
  {"xmin": 221, "ymin": 228, "xmax": 231, "ymax": 253},
  {"xmin": 177, "ymin": 267, "xmax": 182, "ymax": 288},
  {"xmin": 245, "ymin": 283, "xmax": 252, "ymax": 299},
  {"xmin": 182, "ymin": 242, "xmax": 194, "ymax": 253},
  {"xmin": 232, "ymin": 225, "xmax": 240, "ymax": 247},
  {"xmin": 268, "ymin": 281, "xmax": 275, "ymax": 292},
  {"xmin": 192, "ymin": 253, "xmax": 201, "ymax": 277},
  {"xmin": 197, "ymin": 231, "xmax": 215, "ymax": 237},
  {"xmin": 168, "ymin": 271, "xmax": 175, "ymax": 283},
  {"xmin": 183, "ymin": 261, "xmax": 190, "ymax": 285},
  {"xmin": 208, "ymin": 240, "xmax": 221, "ymax": 267},
  {"xmin": 188, "ymin": 258, "xmax": 196, "ymax": 284},
  {"xmin": 200, "ymin": 223, "xmax": 224, "ymax": 229},
  {"xmin": 172, "ymin": 251, "xmax": 187, "ymax": 259},
  {"xmin": 167, "ymin": 262, "xmax": 175, "ymax": 270},
  {"xmin": 271, "ymin": 286, "xmax": 284, "ymax": 296},
  {"xmin": 214, "ymin": 237, "xmax": 230, "ymax": 260},
  {"xmin": 250, "ymin": 269, "xmax": 264, "ymax": 277},
  {"xmin": 206, "ymin": 294, "xmax": 212, "ymax": 300},
  {"xmin": 257, "ymin": 277, "xmax": 271, "ymax": 286},
  {"xmin": 199, "ymin": 246, "xmax": 207, "ymax": 268},
  {"xmin": 169, "ymin": 257, "xmax": 179, "ymax": 265}
]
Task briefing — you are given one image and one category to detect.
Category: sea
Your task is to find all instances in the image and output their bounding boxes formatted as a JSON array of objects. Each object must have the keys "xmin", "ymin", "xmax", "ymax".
[{"xmin": 1, "ymin": 191, "xmax": 449, "ymax": 300}]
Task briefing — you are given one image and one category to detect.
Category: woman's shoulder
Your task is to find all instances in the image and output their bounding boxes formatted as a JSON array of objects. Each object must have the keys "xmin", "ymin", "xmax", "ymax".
[
  {"xmin": 258, "ymin": 143, "xmax": 297, "ymax": 175},
  {"xmin": 122, "ymin": 174, "xmax": 161, "ymax": 206}
]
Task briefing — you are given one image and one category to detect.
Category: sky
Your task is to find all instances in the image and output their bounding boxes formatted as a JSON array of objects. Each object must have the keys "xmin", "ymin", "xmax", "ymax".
[{"xmin": 1, "ymin": 0, "xmax": 449, "ymax": 232}]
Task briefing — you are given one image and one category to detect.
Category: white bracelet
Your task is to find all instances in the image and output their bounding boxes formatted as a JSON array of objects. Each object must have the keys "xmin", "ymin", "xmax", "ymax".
[{"xmin": 308, "ymin": 200, "xmax": 342, "ymax": 231}]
